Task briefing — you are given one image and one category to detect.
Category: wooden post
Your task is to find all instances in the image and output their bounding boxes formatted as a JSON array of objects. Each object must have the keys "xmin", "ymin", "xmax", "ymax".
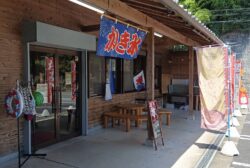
[
  {"xmin": 146, "ymin": 28, "xmax": 155, "ymax": 101},
  {"xmin": 146, "ymin": 27, "xmax": 155, "ymax": 140},
  {"xmin": 188, "ymin": 46, "xmax": 194, "ymax": 116}
]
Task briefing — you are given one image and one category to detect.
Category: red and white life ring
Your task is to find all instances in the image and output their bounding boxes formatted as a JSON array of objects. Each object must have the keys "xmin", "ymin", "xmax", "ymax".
[{"xmin": 4, "ymin": 89, "xmax": 24, "ymax": 118}]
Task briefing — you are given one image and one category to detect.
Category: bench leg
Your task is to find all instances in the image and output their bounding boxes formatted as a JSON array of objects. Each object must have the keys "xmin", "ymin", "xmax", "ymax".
[
  {"xmin": 125, "ymin": 118, "xmax": 130, "ymax": 132},
  {"xmin": 112, "ymin": 118, "xmax": 115, "ymax": 128},
  {"xmin": 166, "ymin": 114, "xmax": 171, "ymax": 126},
  {"xmin": 104, "ymin": 116, "xmax": 108, "ymax": 128}
]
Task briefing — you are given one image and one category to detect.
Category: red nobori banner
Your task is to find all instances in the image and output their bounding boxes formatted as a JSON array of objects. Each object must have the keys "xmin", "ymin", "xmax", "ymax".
[
  {"xmin": 97, "ymin": 16, "xmax": 147, "ymax": 59},
  {"xmin": 45, "ymin": 57, "xmax": 54, "ymax": 104},
  {"xmin": 235, "ymin": 59, "xmax": 241, "ymax": 74},
  {"xmin": 71, "ymin": 61, "xmax": 76, "ymax": 101}
]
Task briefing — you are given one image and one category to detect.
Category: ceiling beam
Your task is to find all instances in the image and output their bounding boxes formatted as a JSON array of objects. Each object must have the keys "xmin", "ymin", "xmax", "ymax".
[
  {"xmin": 121, "ymin": 0, "xmax": 172, "ymax": 14},
  {"xmin": 82, "ymin": 0, "xmax": 200, "ymax": 46},
  {"xmin": 155, "ymin": 37, "xmax": 180, "ymax": 47}
]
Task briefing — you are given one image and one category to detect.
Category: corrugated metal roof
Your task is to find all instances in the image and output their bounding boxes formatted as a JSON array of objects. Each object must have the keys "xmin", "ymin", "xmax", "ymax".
[{"xmin": 121, "ymin": 0, "xmax": 224, "ymax": 45}]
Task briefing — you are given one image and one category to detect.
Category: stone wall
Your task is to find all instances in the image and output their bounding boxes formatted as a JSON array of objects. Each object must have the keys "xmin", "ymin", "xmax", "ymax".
[{"xmin": 221, "ymin": 31, "xmax": 250, "ymax": 90}]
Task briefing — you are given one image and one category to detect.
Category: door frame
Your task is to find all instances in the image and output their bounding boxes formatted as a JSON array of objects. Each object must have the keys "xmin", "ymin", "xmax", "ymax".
[
  {"xmin": 30, "ymin": 46, "xmax": 82, "ymax": 143},
  {"xmin": 22, "ymin": 21, "xmax": 96, "ymax": 154}
]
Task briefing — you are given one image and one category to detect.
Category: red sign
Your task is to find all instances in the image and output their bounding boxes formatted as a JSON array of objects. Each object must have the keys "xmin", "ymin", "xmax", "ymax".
[{"xmin": 148, "ymin": 100, "xmax": 161, "ymax": 138}]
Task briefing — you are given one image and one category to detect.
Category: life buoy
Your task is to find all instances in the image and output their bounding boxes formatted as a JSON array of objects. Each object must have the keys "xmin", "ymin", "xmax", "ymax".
[{"xmin": 4, "ymin": 89, "xmax": 24, "ymax": 118}]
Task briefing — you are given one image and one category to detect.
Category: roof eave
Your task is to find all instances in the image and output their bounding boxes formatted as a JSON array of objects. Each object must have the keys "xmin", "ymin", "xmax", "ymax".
[{"xmin": 159, "ymin": 0, "xmax": 224, "ymax": 45}]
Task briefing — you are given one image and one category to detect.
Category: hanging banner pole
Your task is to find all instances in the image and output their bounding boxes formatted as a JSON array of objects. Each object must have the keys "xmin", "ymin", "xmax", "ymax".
[
  {"xmin": 233, "ymin": 60, "xmax": 236, "ymax": 113},
  {"xmin": 227, "ymin": 47, "xmax": 232, "ymax": 140},
  {"xmin": 221, "ymin": 47, "xmax": 240, "ymax": 156}
]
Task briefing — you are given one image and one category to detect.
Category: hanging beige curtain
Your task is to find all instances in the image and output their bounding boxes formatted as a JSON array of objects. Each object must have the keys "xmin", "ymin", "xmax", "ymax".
[{"xmin": 196, "ymin": 46, "xmax": 227, "ymax": 130}]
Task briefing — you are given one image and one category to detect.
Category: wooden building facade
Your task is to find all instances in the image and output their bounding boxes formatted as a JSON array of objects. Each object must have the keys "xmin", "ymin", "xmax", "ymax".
[{"xmin": 0, "ymin": 0, "xmax": 223, "ymax": 159}]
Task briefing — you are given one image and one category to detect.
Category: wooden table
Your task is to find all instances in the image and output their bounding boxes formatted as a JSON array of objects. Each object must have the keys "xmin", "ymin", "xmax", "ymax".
[
  {"xmin": 116, "ymin": 103, "xmax": 146, "ymax": 127},
  {"xmin": 158, "ymin": 109, "xmax": 172, "ymax": 126}
]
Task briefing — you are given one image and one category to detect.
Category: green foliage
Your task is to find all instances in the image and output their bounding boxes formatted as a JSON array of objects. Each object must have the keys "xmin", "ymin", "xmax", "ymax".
[
  {"xmin": 179, "ymin": 0, "xmax": 212, "ymax": 23},
  {"xmin": 179, "ymin": 0, "xmax": 198, "ymax": 13},
  {"xmin": 195, "ymin": 9, "xmax": 211, "ymax": 23},
  {"xmin": 196, "ymin": 0, "xmax": 242, "ymax": 9},
  {"xmin": 179, "ymin": 0, "xmax": 250, "ymax": 36}
]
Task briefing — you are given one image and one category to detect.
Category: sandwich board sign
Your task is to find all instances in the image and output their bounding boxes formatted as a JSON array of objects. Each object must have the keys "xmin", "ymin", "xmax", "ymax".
[{"xmin": 148, "ymin": 100, "xmax": 164, "ymax": 150}]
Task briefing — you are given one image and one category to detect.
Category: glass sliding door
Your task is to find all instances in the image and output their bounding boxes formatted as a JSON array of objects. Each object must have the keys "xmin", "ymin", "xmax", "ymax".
[{"xmin": 30, "ymin": 45, "xmax": 81, "ymax": 149}]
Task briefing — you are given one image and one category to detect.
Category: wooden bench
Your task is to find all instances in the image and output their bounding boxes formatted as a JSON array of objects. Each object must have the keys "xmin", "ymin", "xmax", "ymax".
[
  {"xmin": 103, "ymin": 112, "xmax": 147, "ymax": 132},
  {"xmin": 158, "ymin": 110, "xmax": 172, "ymax": 126}
]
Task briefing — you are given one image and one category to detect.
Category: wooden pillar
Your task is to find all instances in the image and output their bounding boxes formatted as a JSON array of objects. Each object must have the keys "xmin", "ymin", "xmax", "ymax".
[
  {"xmin": 146, "ymin": 27, "xmax": 155, "ymax": 140},
  {"xmin": 146, "ymin": 27, "xmax": 155, "ymax": 101},
  {"xmin": 188, "ymin": 46, "xmax": 194, "ymax": 115}
]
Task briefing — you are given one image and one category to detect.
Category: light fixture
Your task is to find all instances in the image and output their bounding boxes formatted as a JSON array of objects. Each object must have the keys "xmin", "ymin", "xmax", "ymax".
[
  {"xmin": 154, "ymin": 32, "xmax": 163, "ymax": 38},
  {"xmin": 69, "ymin": 0, "xmax": 105, "ymax": 14}
]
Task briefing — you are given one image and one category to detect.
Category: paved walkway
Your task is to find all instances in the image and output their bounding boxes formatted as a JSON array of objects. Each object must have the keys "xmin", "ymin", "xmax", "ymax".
[
  {"xmin": 232, "ymin": 111, "xmax": 250, "ymax": 168},
  {"xmin": 1, "ymin": 109, "xmax": 221, "ymax": 168},
  {"xmin": 208, "ymin": 109, "xmax": 249, "ymax": 168}
]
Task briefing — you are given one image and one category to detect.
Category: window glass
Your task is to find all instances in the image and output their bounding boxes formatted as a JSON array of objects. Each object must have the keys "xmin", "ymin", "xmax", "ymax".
[
  {"xmin": 134, "ymin": 55, "xmax": 146, "ymax": 90},
  {"xmin": 123, "ymin": 60, "xmax": 134, "ymax": 92},
  {"xmin": 134, "ymin": 56, "xmax": 146, "ymax": 75},
  {"xmin": 88, "ymin": 53, "xmax": 105, "ymax": 96},
  {"xmin": 106, "ymin": 58, "xmax": 122, "ymax": 94},
  {"xmin": 88, "ymin": 54, "xmax": 146, "ymax": 96},
  {"xmin": 155, "ymin": 66, "xmax": 161, "ymax": 89}
]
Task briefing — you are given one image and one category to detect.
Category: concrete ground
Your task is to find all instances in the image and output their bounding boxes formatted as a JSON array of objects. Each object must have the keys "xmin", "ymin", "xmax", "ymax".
[
  {"xmin": 1, "ymin": 109, "xmax": 222, "ymax": 168},
  {"xmin": 209, "ymin": 109, "xmax": 249, "ymax": 168},
  {"xmin": 232, "ymin": 111, "xmax": 250, "ymax": 168}
]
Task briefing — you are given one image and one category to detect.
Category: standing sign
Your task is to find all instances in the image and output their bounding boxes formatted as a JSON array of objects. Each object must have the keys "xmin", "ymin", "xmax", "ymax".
[
  {"xmin": 148, "ymin": 100, "xmax": 164, "ymax": 150},
  {"xmin": 97, "ymin": 16, "xmax": 147, "ymax": 59}
]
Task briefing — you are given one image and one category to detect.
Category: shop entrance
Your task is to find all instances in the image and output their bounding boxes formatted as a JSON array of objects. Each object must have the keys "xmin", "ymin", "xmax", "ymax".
[{"xmin": 29, "ymin": 45, "xmax": 81, "ymax": 149}]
